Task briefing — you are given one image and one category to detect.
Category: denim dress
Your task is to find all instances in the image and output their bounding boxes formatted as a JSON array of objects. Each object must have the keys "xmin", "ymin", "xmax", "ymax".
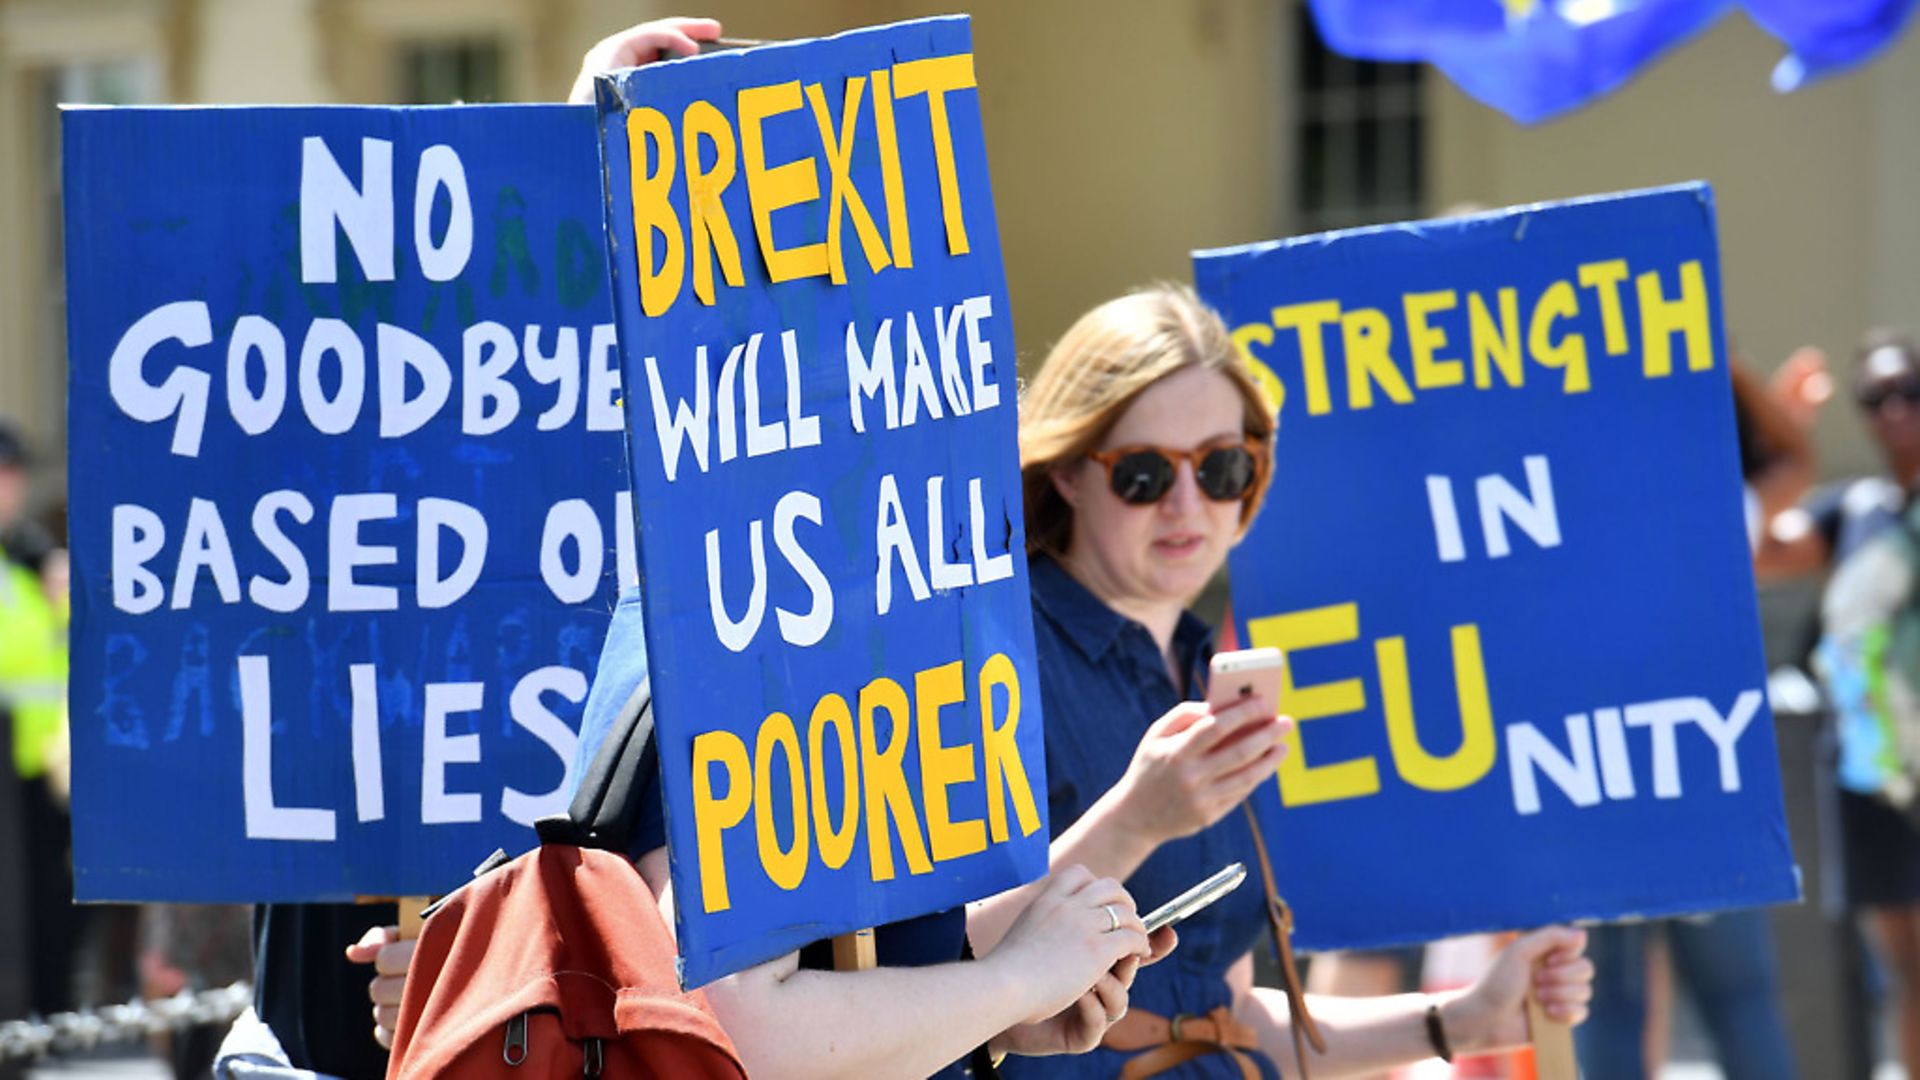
[{"xmin": 1001, "ymin": 557, "xmax": 1280, "ymax": 1080}]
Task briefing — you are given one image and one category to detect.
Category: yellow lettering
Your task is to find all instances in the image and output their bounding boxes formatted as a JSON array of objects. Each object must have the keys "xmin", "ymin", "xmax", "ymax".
[
  {"xmin": 753, "ymin": 712, "xmax": 810, "ymax": 891},
  {"xmin": 808, "ymin": 693, "xmax": 859, "ymax": 871},
  {"xmin": 682, "ymin": 101, "xmax": 745, "ymax": 307},
  {"xmin": 1231, "ymin": 323, "xmax": 1285, "ymax": 415},
  {"xmin": 1636, "ymin": 260, "xmax": 1712, "ymax": 377},
  {"xmin": 1376, "ymin": 625, "xmax": 1496, "ymax": 792},
  {"xmin": 626, "ymin": 108, "xmax": 683, "ymax": 317},
  {"xmin": 1528, "ymin": 281, "xmax": 1590, "ymax": 393},
  {"xmin": 1468, "ymin": 288, "xmax": 1523, "ymax": 389},
  {"xmin": 1272, "ymin": 302, "xmax": 1339, "ymax": 416},
  {"xmin": 1404, "ymin": 290, "xmax": 1463, "ymax": 390},
  {"xmin": 916, "ymin": 661, "xmax": 986, "ymax": 862},
  {"xmin": 737, "ymin": 81, "xmax": 829, "ymax": 283},
  {"xmin": 804, "ymin": 79, "xmax": 892, "ymax": 284},
  {"xmin": 858, "ymin": 676, "xmax": 933, "ymax": 881},
  {"xmin": 691, "ymin": 729, "xmax": 751, "ymax": 913},
  {"xmin": 892, "ymin": 54, "xmax": 977, "ymax": 255},
  {"xmin": 869, "ymin": 68, "xmax": 912, "ymax": 269},
  {"xmin": 1246, "ymin": 603, "xmax": 1381, "ymax": 807},
  {"xmin": 980, "ymin": 652, "xmax": 1041, "ymax": 844},
  {"xmin": 1576, "ymin": 259, "xmax": 1631, "ymax": 356},
  {"xmin": 1340, "ymin": 307, "xmax": 1414, "ymax": 411}
]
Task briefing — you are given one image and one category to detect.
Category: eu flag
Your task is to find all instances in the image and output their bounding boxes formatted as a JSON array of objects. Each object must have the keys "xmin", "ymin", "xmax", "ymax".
[
  {"xmin": 1310, "ymin": 0, "xmax": 1917, "ymax": 123},
  {"xmin": 1745, "ymin": 0, "xmax": 1920, "ymax": 90}
]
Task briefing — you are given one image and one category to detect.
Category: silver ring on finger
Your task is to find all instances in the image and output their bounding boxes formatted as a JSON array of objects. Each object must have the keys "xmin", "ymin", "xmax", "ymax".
[{"xmin": 1101, "ymin": 903, "xmax": 1120, "ymax": 933}]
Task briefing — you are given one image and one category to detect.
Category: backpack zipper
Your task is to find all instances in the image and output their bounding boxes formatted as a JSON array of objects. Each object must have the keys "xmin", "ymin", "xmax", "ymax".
[{"xmin": 503, "ymin": 1013, "xmax": 529, "ymax": 1066}]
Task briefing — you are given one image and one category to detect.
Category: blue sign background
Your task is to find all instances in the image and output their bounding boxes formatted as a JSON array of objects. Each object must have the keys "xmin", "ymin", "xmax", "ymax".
[
  {"xmin": 1195, "ymin": 185, "xmax": 1800, "ymax": 950},
  {"xmin": 597, "ymin": 17, "xmax": 1049, "ymax": 986},
  {"xmin": 65, "ymin": 105, "xmax": 631, "ymax": 901}
]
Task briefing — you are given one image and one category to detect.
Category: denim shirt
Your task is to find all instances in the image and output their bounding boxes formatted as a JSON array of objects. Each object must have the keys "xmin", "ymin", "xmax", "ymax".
[{"xmin": 1002, "ymin": 557, "xmax": 1279, "ymax": 1080}]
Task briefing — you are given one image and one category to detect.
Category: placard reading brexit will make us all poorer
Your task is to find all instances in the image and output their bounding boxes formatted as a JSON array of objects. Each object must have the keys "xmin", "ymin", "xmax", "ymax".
[
  {"xmin": 65, "ymin": 105, "xmax": 633, "ymax": 901},
  {"xmin": 1195, "ymin": 184, "xmax": 1800, "ymax": 951},
  {"xmin": 597, "ymin": 16, "xmax": 1048, "ymax": 987}
]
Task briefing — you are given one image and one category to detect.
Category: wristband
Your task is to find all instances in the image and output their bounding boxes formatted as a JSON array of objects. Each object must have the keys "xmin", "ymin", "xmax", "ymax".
[{"xmin": 1425, "ymin": 1001, "xmax": 1454, "ymax": 1063}]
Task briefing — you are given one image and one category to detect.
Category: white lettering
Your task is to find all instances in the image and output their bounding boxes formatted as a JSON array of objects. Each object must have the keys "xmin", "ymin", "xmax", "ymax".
[
  {"xmin": 299, "ymin": 136, "xmax": 394, "ymax": 284},
  {"xmin": 412, "ymin": 144, "xmax": 472, "ymax": 282}
]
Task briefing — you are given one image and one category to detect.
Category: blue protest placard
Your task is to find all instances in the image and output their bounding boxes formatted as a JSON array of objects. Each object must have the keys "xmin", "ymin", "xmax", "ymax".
[
  {"xmin": 1194, "ymin": 184, "xmax": 1800, "ymax": 950},
  {"xmin": 64, "ymin": 105, "xmax": 633, "ymax": 901},
  {"xmin": 595, "ymin": 16, "xmax": 1048, "ymax": 986}
]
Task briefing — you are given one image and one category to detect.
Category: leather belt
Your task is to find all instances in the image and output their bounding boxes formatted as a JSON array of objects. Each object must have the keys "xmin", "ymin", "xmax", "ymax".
[{"xmin": 1103, "ymin": 1005, "xmax": 1262, "ymax": 1080}]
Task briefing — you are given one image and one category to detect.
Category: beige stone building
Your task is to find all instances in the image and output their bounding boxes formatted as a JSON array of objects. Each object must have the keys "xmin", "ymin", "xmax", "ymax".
[
  {"xmin": 2, "ymin": 0, "xmax": 1916, "ymax": 509},
  {"xmin": 1, "ymin": 6, "xmax": 1900, "ymax": 1068}
]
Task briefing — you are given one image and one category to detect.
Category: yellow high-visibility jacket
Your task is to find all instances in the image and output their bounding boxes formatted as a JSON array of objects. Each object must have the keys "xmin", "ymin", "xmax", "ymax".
[{"xmin": 0, "ymin": 556, "xmax": 67, "ymax": 780}]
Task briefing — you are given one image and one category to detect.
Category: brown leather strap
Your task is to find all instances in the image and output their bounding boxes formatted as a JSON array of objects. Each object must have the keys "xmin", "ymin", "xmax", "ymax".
[
  {"xmin": 1104, "ymin": 1005, "xmax": 1259, "ymax": 1052},
  {"xmin": 1242, "ymin": 802, "xmax": 1324, "ymax": 1079},
  {"xmin": 1104, "ymin": 1006, "xmax": 1261, "ymax": 1080},
  {"xmin": 1119, "ymin": 1040, "xmax": 1261, "ymax": 1080}
]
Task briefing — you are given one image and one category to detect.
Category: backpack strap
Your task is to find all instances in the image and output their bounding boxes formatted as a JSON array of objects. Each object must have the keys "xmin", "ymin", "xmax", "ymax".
[{"xmin": 535, "ymin": 675, "xmax": 655, "ymax": 851}]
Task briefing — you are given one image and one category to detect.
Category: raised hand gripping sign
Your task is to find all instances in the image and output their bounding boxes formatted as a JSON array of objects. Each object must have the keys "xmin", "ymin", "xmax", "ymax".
[
  {"xmin": 65, "ymin": 105, "xmax": 632, "ymax": 901},
  {"xmin": 1195, "ymin": 184, "xmax": 1800, "ymax": 950},
  {"xmin": 595, "ymin": 17, "xmax": 1048, "ymax": 986}
]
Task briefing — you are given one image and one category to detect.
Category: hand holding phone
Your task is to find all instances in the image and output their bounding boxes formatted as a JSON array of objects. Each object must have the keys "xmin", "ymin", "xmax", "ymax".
[
  {"xmin": 1142, "ymin": 863, "xmax": 1247, "ymax": 933},
  {"xmin": 1207, "ymin": 648, "xmax": 1285, "ymax": 712},
  {"xmin": 1116, "ymin": 650, "xmax": 1291, "ymax": 844},
  {"xmin": 1207, "ymin": 647, "xmax": 1285, "ymax": 752}
]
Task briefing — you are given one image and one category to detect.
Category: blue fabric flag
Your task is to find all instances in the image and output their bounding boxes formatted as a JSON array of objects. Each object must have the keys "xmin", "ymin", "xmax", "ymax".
[
  {"xmin": 1744, "ymin": 0, "xmax": 1920, "ymax": 90},
  {"xmin": 1309, "ymin": 0, "xmax": 1733, "ymax": 124},
  {"xmin": 1310, "ymin": 0, "xmax": 1916, "ymax": 123}
]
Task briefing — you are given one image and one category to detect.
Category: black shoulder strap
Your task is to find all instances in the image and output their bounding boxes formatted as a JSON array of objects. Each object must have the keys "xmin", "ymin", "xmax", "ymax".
[{"xmin": 534, "ymin": 674, "xmax": 654, "ymax": 851}]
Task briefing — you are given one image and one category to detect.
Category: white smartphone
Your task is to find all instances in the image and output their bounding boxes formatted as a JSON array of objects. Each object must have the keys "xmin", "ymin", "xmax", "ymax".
[
  {"xmin": 1206, "ymin": 647, "xmax": 1286, "ymax": 713},
  {"xmin": 1142, "ymin": 863, "xmax": 1248, "ymax": 933}
]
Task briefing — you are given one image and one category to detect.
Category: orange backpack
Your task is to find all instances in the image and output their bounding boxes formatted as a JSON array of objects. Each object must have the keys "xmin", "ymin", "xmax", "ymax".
[{"xmin": 386, "ymin": 682, "xmax": 745, "ymax": 1079}]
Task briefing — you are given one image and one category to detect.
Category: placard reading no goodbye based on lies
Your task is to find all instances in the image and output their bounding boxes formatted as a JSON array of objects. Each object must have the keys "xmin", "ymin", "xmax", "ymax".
[{"xmin": 66, "ymin": 105, "xmax": 632, "ymax": 900}]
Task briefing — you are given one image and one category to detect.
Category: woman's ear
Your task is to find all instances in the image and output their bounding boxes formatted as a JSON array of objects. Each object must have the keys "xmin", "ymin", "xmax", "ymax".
[{"xmin": 1050, "ymin": 462, "xmax": 1082, "ymax": 508}]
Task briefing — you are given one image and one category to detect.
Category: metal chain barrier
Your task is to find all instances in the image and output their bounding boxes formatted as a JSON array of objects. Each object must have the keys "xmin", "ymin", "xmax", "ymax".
[{"xmin": 0, "ymin": 983, "xmax": 251, "ymax": 1064}]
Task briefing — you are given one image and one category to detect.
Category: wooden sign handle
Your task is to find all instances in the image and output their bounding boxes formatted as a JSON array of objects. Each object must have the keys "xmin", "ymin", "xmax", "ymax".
[
  {"xmin": 832, "ymin": 927, "xmax": 876, "ymax": 971},
  {"xmin": 1526, "ymin": 989, "xmax": 1578, "ymax": 1080},
  {"xmin": 396, "ymin": 895, "xmax": 432, "ymax": 941}
]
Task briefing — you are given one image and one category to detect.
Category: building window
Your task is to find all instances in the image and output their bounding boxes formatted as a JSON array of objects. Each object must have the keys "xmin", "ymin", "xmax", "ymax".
[
  {"xmin": 1294, "ymin": 9, "xmax": 1426, "ymax": 233},
  {"xmin": 398, "ymin": 39, "xmax": 506, "ymax": 104}
]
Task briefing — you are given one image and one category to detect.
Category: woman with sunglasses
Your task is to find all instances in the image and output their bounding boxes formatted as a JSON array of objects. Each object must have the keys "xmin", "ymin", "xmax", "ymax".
[
  {"xmin": 1760, "ymin": 330, "xmax": 1920, "ymax": 1077},
  {"xmin": 972, "ymin": 285, "xmax": 1594, "ymax": 1080}
]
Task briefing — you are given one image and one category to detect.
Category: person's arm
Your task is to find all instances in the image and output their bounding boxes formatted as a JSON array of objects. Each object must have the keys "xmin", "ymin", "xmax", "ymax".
[
  {"xmin": 1224, "ymin": 929, "xmax": 1591, "ymax": 1080},
  {"xmin": 1732, "ymin": 356, "xmax": 1820, "ymax": 522},
  {"xmin": 694, "ymin": 865, "xmax": 1150, "ymax": 1080},
  {"xmin": 1742, "ymin": 348, "xmax": 1834, "ymax": 581},
  {"xmin": 969, "ymin": 692, "xmax": 1287, "ymax": 951}
]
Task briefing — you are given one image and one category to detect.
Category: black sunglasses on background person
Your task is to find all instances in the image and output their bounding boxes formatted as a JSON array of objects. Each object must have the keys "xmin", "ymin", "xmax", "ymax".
[{"xmin": 1857, "ymin": 376, "xmax": 1920, "ymax": 413}]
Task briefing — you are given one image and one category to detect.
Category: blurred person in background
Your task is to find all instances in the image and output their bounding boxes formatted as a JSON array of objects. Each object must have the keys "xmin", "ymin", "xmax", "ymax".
[
  {"xmin": 1757, "ymin": 331, "xmax": 1920, "ymax": 1075},
  {"xmin": 140, "ymin": 903, "xmax": 253, "ymax": 1079},
  {"xmin": 0, "ymin": 416, "xmax": 76, "ymax": 1017}
]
